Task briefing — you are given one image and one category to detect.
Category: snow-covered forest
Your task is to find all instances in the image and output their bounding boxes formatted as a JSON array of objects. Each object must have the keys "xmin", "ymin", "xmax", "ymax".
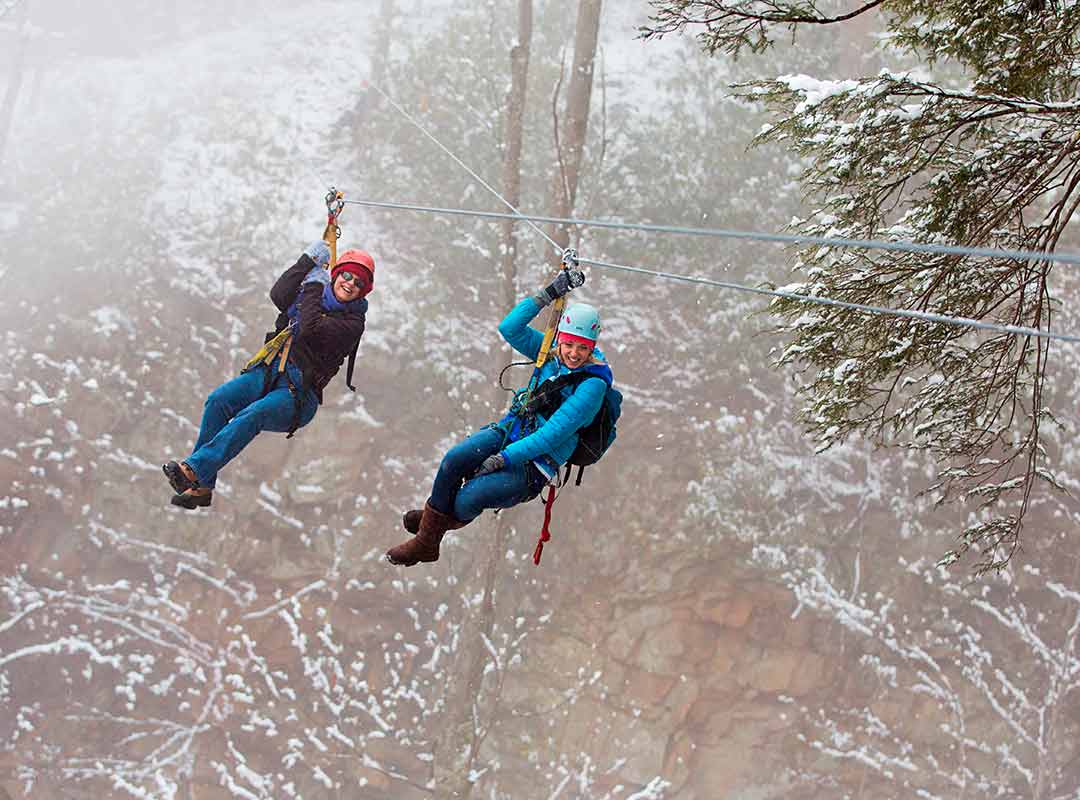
[{"xmin": 2, "ymin": 0, "xmax": 1080, "ymax": 797}]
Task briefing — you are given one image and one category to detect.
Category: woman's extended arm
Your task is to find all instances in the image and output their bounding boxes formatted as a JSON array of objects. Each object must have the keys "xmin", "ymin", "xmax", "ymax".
[{"xmin": 497, "ymin": 296, "xmax": 547, "ymax": 361}]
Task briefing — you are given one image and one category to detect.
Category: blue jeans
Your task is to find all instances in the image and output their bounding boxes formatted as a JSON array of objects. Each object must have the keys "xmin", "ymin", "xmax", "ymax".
[
  {"xmin": 185, "ymin": 361, "xmax": 318, "ymax": 489},
  {"xmin": 429, "ymin": 426, "xmax": 548, "ymax": 522}
]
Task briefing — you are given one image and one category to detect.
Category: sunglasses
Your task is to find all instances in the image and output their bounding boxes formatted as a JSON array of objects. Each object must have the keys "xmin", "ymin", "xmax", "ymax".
[{"xmin": 336, "ymin": 271, "xmax": 368, "ymax": 288}]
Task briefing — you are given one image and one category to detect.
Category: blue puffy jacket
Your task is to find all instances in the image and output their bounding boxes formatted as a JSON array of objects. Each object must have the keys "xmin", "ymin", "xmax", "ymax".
[{"xmin": 496, "ymin": 296, "xmax": 611, "ymax": 478}]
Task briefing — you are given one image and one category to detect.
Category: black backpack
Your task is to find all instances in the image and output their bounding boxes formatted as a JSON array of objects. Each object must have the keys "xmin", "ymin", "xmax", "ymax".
[{"xmin": 521, "ymin": 369, "xmax": 622, "ymax": 484}]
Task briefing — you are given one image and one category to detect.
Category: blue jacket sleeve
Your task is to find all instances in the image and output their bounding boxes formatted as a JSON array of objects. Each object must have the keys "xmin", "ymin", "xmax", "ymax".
[
  {"xmin": 500, "ymin": 376, "xmax": 607, "ymax": 466},
  {"xmin": 498, "ymin": 297, "xmax": 547, "ymax": 361}
]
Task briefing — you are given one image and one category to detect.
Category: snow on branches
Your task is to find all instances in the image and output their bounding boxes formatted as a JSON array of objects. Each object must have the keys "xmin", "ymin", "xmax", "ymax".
[{"xmin": 644, "ymin": 0, "xmax": 1080, "ymax": 572}]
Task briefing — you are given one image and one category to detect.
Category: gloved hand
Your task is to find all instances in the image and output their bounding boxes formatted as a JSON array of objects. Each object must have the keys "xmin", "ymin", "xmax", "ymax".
[
  {"xmin": 302, "ymin": 265, "xmax": 330, "ymax": 286},
  {"xmin": 472, "ymin": 453, "xmax": 506, "ymax": 477},
  {"xmin": 304, "ymin": 240, "xmax": 331, "ymax": 270},
  {"xmin": 533, "ymin": 270, "xmax": 578, "ymax": 308}
]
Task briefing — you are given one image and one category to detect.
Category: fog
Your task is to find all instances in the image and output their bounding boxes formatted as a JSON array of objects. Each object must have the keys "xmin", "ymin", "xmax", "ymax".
[{"xmin": 2, "ymin": 1, "xmax": 1079, "ymax": 798}]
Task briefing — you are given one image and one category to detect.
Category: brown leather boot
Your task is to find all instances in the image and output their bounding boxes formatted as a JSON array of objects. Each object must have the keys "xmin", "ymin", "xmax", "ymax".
[
  {"xmin": 387, "ymin": 503, "xmax": 461, "ymax": 566},
  {"xmin": 402, "ymin": 508, "xmax": 471, "ymax": 535}
]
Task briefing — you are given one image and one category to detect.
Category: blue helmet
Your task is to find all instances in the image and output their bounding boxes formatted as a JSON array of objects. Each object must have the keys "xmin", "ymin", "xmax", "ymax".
[{"xmin": 557, "ymin": 303, "xmax": 601, "ymax": 346}]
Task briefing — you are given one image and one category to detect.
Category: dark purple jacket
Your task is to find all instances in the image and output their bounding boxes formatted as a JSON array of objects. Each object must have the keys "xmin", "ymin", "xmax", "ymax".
[{"xmin": 267, "ymin": 253, "xmax": 367, "ymax": 403}]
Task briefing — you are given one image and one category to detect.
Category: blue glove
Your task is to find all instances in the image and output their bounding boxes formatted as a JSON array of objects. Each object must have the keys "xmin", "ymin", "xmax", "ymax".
[
  {"xmin": 473, "ymin": 453, "xmax": 506, "ymax": 477},
  {"xmin": 304, "ymin": 240, "xmax": 330, "ymax": 270},
  {"xmin": 302, "ymin": 266, "xmax": 330, "ymax": 286}
]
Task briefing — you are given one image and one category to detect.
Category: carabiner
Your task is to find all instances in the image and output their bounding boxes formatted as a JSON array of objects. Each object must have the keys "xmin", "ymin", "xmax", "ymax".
[
  {"xmin": 561, "ymin": 247, "xmax": 585, "ymax": 288},
  {"xmin": 325, "ymin": 187, "xmax": 345, "ymax": 223}
]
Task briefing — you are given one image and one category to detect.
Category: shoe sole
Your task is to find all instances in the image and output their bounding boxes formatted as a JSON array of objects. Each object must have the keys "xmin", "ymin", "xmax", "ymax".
[
  {"xmin": 385, "ymin": 551, "xmax": 438, "ymax": 566},
  {"xmin": 170, "ymin": 493, "xmax": 212, "ymax": 510}
]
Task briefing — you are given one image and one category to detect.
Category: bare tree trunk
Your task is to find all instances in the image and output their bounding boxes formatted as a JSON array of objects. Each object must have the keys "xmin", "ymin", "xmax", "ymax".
[
  {"xmin": 0, "ymin": 0, "xmax": 30, "ymax": 176},
  {"xmin": 549, "ymin": 0, "xmax": 602, "ymax": 256},
  {"xmin": 371, "ymin": 0, "xmax": 395, "ymax": 89},
  {"xmin": 499, "ymin": 0, "xmax": 533, "ymax": 314},
  {"xmin": 432, "ymin": 5, "xmax": 533, "ymax": 798},
  {"xmin": 433, "ymin": 521, "xmax": 510, "ymax": 798},
  {"xmin": 353, "ymin": 0, "xmax": 394, "ymax": 124}
]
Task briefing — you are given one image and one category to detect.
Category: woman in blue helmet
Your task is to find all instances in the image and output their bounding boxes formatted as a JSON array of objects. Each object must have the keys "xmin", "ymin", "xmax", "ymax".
[{"xmin": 386, "ymin": 273, "xmax": 611, "ymax": 566}]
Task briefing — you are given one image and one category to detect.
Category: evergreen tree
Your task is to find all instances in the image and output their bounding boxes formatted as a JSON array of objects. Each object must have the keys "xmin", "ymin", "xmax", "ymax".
[{"xmin": 642, "ymin": 0, "xmax": 1080, "ymax": 573}]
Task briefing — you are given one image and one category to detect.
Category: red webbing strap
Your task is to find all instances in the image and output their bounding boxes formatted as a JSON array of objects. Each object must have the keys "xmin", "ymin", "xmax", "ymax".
[{"xmin": 533, "ymin": 484, "xmax": 557, "ymax": 566}]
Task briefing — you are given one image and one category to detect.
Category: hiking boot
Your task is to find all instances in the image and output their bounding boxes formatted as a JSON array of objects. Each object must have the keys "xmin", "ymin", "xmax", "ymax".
[
  {"xmin": 386, "ymin": 503, "xmax": 462, "ymax": 566},
  {"xmin": 171, "ymin": 489, "xmax": 212, "ymax": 509},
  {"xmin": 163, "ymin": 460, "xmax": 199, "ymax": 494},
  {"xmin": 403, "ymin": 507, "xmax": 471, "ymax": 535}
]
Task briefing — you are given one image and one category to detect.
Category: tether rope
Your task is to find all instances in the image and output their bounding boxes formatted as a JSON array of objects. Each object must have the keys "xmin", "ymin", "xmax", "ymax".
[
  {"xmin": 356, "ymin": 82, "xmax": 1080, "ymax": 345},
  {"xmin": 364, "ymin": 82, "xmax": 564, "ymax": 258}
]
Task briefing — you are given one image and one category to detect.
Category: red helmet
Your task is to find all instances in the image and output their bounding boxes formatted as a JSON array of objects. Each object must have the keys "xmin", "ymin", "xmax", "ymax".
[{"xmin": 333, "ymin": 249, "xmax": 375, "ymax": 295}]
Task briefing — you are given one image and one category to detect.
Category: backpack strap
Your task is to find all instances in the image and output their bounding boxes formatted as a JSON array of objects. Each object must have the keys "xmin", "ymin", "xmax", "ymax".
[
  {"xmin": 521, "ymin": 371, "xmax": 593, "ymax": 418},
  {"xmin": 284, "ymin": 374, "xmax": 303, "ymax": 439},
  {"xmin": 345, "ymin": 337, "xmax": 360, "ymax": 391}
]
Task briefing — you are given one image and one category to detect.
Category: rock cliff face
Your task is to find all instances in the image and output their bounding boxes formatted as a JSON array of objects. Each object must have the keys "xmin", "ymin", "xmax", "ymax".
[
  {"xmin": 4, "ymin": 305, "xmax": 1079, "ymax": 800},
  {"xmin": 8, "ymin": 267, "xmax": 1074, "ymax": 799},
  {"xmin": 0, "ymin": 370, "xmax": 856, "ymax": 800},
  {"xmin": 482, "ymin": 552, "xmax": 838, "ymax": 799}
]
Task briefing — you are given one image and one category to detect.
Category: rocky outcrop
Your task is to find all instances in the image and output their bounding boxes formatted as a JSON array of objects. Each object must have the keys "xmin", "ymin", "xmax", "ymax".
[{"xmin": 487, "ymin": 555, "xmax": 838, "ymax": 798}]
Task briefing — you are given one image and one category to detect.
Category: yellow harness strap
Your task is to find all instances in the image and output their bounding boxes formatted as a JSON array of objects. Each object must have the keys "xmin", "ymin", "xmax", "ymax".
[
  {"xmin": 535, "ymin": 295, "xmax": 567, "ymax": 369},
  {"xmin": 278, "ymin": 336, "xmax": 293, "ymax": 373},
  {"xmin": 324, "ymin": 221, "xmax": 338, "ymax": 273},
  {"xmin": 244, "ymin": 327, "xmax": 291, "ymax": 372}
]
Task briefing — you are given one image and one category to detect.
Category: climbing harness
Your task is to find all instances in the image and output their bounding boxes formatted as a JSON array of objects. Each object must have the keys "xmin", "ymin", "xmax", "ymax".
[{"xmin": 243, "ymin": 327, "xmax": 290, "ymax": 372}]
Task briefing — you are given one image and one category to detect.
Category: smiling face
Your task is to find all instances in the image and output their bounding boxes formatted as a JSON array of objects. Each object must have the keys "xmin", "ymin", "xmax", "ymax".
[
  {"xmin": 332, "ymin": 269, "xmax": 369, "ymax": 302},
  {"xmin": 558, "ymin": 339, "xmax": 594, "ymax": 369}
]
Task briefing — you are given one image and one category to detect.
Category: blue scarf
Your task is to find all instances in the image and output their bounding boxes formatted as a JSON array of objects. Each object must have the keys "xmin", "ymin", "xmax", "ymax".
[{"xmin": 286, "ymin": 283, "xmax": 368, "ymax": 329}]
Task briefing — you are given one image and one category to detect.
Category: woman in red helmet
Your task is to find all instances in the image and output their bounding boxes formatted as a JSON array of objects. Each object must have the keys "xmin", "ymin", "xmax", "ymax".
[{"xmin": 162, "ymin": 240, "xmax": 373, "ymax": 508}]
